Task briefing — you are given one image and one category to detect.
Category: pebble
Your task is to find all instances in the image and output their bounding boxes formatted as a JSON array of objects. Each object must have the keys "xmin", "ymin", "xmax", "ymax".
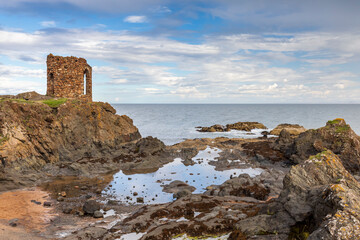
[
  {"xmin": 9, "ymin": 219, "xmax": 18, "ymax": 227},
  {"xmin": 93, "ymin": 210, "xmax": 103, "ymax": 218}
]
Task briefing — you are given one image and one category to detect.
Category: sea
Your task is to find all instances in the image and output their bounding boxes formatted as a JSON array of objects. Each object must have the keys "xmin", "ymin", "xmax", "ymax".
[{"xmin": 112, "ymin": 104, "xmax": 360, "ymax": 146}]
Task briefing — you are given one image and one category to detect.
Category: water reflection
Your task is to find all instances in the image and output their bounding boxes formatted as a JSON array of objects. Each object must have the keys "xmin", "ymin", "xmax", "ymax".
[{"xmin": 104, "ymin": 147, "xmax": 263, "ymax": 204}]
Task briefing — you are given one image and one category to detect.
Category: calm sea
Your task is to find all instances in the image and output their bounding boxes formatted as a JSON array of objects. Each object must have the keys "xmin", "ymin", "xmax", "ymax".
[{"xmin": 112, "ymin": 104, "xmax": 360, "ymax": 146}]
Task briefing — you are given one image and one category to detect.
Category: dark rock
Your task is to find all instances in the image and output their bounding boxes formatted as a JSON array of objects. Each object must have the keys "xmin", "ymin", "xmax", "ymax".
[
  {"xmin": 135, "ymin": 136, "xmax": 166, "ymax": 156},
  {"xmin": 30, "ymin": 199, "xmax": 41, "ymax": 205},
  {"xmin": 173, "ymin": 189, "xmax": 192, "ymax": 199},
  {"xmin": 83, "ymin": 200, "xmax": 100, "ymax": 215},
  {"xmin": 136, "ymin": 197, "xmax": 144, "ymax": 203},
  {"xmin": 62, "ymin": 206, "xmax": 72, "ymax": 214},
  {"xmin": 9, "ymin": 218, "xmax": 18, "ymax": 227},
  {"xmin": 57, "ymin": 196, "xmax": 65, "ymax": 202},
  {"xmin": 43, "ymin": 201, "xmax": 52, "ymax": 207}
]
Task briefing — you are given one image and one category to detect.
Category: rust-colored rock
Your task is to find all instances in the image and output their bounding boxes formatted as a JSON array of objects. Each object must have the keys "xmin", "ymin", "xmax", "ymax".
[
  {"xmin": 0, "ymin": 99, "xmax": 141, "ymax": 190},
  {"xmin": 47, "ymin": 54, "xmax": 92, "ymax": 101},
  {"xmin": 270, "ymin": 123, "xmax": 306, "ymax": 136}
]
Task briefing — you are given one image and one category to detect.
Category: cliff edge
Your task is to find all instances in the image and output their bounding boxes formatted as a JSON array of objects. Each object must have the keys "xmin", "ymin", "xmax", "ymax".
[{"xmin": 0, "ymin": 95, "xmax": 141, "ymax": 190}]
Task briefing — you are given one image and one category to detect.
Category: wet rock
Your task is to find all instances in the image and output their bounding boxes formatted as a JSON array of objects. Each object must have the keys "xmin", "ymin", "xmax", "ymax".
[
  {"xmin": 62, "ymin": 227, "xmax": 108, "ymax": 240},
  {"xmin": 135, "ymin": 136, "xmax": 166, "ymax": 156},
  {"xmin": 162, "ymin": 180, "xmax": 196, "ymax": 196},
  {"xmin": 270, "ymin": 123, "xmax": 306, "ymax": 136},
  {"xmin": 9, "ymin": 218, "xmax": 18, "ymax": 227},
  {"xmin": 57, "ymin": 196, "xmax": 65, "ymax": 202},
  {"xmin": 62, "ymin": 206, "xmax": 72, "ymax": 214},
  {"xmin": 30, "ymin": 199, "xmax": 41, "ymax": 205},
  {"xmin": 173, "ymin": 189, "xmax": 192, "ymax": 199},
  {"xmin": 197, "ymin": 124, "xmax": 226, "ymax": 132},
  {"xmin": 204, "ymin": 169, "xmax": 284, "ymax": 201},
  {"xmin": 83, "ymin": 199, "xmax": 100, "ymax": 215},
  {"xmin": 93, "ymin": 210, "xmax": 104, "ymax": 218}
]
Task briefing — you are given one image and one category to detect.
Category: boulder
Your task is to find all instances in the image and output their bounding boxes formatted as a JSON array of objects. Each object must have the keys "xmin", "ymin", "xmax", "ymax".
[
  {"xmin": 162, "ymin": 180, "xmax": 196, "ymax": 194},
  {"xmin": 270, "ymin": 124, "xmax": 306, "ymax": 136},
  {"xmin": 83, "ymin": 200, "xmax": 100, "ymax": 215}
]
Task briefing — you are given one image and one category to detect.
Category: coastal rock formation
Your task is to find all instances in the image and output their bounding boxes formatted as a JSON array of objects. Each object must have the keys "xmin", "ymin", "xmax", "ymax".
[
  {"xmin": 226, "ymin": 121, "xmax": 267, "ymax": 132},
  {"xmin": 274, "ymin": 118, "xmax": 360, "ymax": 174},
  {"xmin": 0, "ymin": 96, "xmax": 141, "ymax": 190},
  {"xmin": 233, "ymin": 150, "xmax": 360, "ymax": 239},
  {"xmin": 269, "ymin": 123, "xmax": 306, "ymax": 136},
  {"xmin": 197, "ymin": 121, "xmax": 267, "ymax": 132}
]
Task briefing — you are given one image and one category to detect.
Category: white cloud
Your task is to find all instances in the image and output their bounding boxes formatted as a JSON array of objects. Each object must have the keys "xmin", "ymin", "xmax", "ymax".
[
  {"xmin": 0, "ymin": 28, "xmax": 359, "ymax": 102},
  {"xmin": 40, "ymin": 21, "xmax": 56, "ymax": 27},
  {"xmin": 124, "ymin": 15, "xmax": 148, "ymax": 23}
]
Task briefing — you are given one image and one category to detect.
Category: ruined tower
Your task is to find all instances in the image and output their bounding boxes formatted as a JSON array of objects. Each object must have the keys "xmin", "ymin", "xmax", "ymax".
[{"xmin": 46, "ymin": 54, "xmax": 92, "ymax": 101}]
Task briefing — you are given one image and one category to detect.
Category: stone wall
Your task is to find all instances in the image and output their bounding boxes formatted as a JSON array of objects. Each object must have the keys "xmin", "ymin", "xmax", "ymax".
[{"xmin": 46, "ymin": 54, "xmax": 92, "ymax": 101}]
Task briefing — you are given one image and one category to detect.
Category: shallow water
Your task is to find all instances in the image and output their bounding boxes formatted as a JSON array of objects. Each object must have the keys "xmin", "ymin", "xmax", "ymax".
[{"xmin": 104, "ymin": 147, "xmax": 263, "ymax": 204}]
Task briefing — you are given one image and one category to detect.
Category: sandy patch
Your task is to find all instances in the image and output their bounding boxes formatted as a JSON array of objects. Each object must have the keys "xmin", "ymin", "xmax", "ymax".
[{"xmin": 0, "ymin": 188, "xmax": 56, "ymax": 234}]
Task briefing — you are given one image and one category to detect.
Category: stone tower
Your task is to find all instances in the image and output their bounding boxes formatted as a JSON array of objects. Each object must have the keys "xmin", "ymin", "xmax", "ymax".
[{"xmin": 46, "ymin": 54, "xmax": 92, "ymax": 101}]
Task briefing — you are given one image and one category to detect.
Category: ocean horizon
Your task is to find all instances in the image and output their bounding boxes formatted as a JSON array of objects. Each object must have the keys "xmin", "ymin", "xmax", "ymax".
[{"xmin": 112, "ymin": 104, "xmax": 360, "ymax": 145}]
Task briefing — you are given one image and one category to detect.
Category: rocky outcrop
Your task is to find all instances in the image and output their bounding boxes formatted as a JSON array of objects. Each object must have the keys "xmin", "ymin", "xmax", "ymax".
[
  {"xmin": 269, "ymin": 123, "xmax": 306, "ymax": 136},
  {"xmin": 273, "ymin": 118, "xmax": 360, "ymax": 174},
  {"xmin": 226, "ymin": 122, "xmax": 267, "ymax": 132},
  {"xmin": 197, "ymin": 122, "xmax": 267, "ymax": 132},
  {"xmin": 280, "ymin": 150, "xmax": 360, "ymax": 239},
  {"xmin": 0, "ymin": 97, "xmax": 141, "ymax": 190},
  {"xmin": 205, "ymin": 169, "xmax": 285, "ymax": 201},
  {"xmin": 234, "ymin": 150, "xmax": 360, "ymax": 239}
]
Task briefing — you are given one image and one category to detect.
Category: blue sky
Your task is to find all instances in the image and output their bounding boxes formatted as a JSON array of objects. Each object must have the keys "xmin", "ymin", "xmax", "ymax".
[{"xmin": 0, "ymin": 0, "xmax": 360, "ymax": 103}]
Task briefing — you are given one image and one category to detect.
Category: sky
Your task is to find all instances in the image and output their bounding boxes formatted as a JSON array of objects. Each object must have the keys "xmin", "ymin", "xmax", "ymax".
[{"xmin": 0, "ymin": 0, "xmax": 360, "ymax": 103}]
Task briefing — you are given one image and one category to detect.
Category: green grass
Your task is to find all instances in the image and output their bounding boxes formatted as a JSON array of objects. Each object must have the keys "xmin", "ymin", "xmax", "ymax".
[
  {"xmin": 335, "ymin": 125, "xmax": 350, "ymax": 133},
  {"xmin": 327, "ymin": 119, "xmax": 341, "ymax": 125},
  {"xmin": 41, "ymin": 98, "xmax": 67, "ymax": 108}
]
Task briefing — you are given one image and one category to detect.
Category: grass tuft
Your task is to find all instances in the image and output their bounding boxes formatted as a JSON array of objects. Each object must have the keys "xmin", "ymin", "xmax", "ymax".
[{"xmin": 41, "ymin": 98, "xmax": 67, "ymax": 108}]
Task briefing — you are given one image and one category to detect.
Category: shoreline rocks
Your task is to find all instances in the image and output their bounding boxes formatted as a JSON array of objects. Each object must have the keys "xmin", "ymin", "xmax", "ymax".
[
  {"xmin": 269, "ymin": 123, "xmax": 306, "ymax": 136},
  {"xmin": 197, "ymin": 121, "xmax": 267, "ymax": 132}
]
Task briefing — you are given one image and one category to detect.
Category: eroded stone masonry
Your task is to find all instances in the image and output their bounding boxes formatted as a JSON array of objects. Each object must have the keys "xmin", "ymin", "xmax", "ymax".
[{"xmin": 47, "ymin": 54, "xmax": 92, "ymax": 101}]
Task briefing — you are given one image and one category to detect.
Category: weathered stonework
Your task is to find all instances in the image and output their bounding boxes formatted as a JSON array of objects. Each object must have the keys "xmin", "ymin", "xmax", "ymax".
[{"xmin": 47, "ymin": 54, "xmax": 92, "ymax": 101}]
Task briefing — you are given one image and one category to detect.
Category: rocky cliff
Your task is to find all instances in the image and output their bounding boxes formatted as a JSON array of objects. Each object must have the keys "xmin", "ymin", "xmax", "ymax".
[
  {"xmin": 0, "ymin": 97, "xmax": 141, "ymax": 190},
  {"xmin": 273, "ymin": 118, "xmax": 360, "ymax": 174}
]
